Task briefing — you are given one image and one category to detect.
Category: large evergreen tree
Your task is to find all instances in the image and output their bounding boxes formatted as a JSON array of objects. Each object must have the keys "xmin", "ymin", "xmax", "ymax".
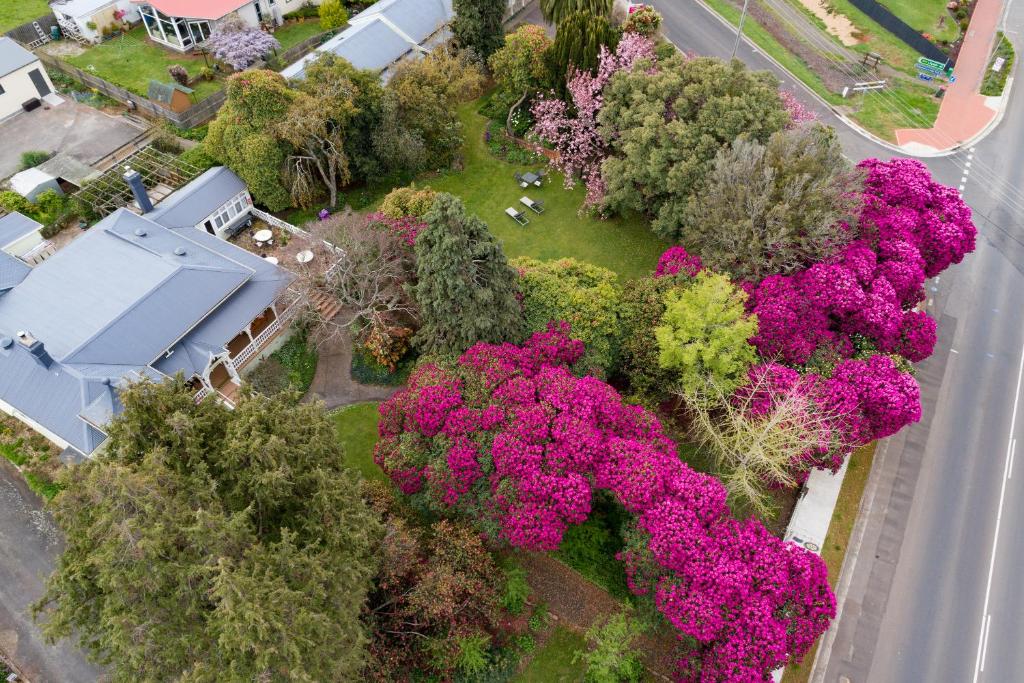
[
  {"xmin": 547, "ymin": 10, "xmax": 620, "ymax": 88},
  {"xmin": 540, "ymin": 0, "xmax": 613, "ymax": 25},
  {"xmin": 452, "ymin": 0, "xmax": 508, "ymax": 59},
  {"xmin": 413, "ymin": 193, "xmax": 525, "ymax": 354},
  {"xmin": 35, "ymin": 380, "xmax": 381, "ymax": 682}
]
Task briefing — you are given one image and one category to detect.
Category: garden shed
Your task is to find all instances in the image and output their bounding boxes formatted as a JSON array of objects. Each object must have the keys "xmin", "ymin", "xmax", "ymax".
[
  {"xmin": 148, "ymin": 80, "xmax": 194, "ymax": 112},
  {"xmin": 49, "ymin": 0, "xmax": 141, "ymax": 44}
]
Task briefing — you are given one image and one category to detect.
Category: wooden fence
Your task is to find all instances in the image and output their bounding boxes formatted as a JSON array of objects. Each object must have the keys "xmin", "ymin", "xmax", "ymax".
[{"xmin": 36, "ymin": 52, "xmax": 226, "ymax": 129}]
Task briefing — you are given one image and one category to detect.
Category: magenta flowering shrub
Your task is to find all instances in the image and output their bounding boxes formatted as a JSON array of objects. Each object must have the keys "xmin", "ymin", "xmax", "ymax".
[
  {"xmin": 748, "ymin": 158, "xmax": 976, "ymax": 370},
  {"xmin": 656, "ymin": 246, "xmax": 704, "ymax": 278},
  {"xmin": 375, "ymin": 325, "xmax": 835, "ymax": 681},
  {"xmin": 365, "ymin": 212, "xmax": 425, "ymax": 246},
  {"xmin": 532, "ymin": 33, "xmax": 659, "ymax": 205}
]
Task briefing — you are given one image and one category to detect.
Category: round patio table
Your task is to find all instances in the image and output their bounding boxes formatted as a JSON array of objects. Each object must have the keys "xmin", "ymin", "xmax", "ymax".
[
  {"xmin": 253, "ymin": 229, "xmax": 273, "ymax": 244},
  {"xmin": 296, "ymin": 250, "xmax": 314, "ymax": 264}
]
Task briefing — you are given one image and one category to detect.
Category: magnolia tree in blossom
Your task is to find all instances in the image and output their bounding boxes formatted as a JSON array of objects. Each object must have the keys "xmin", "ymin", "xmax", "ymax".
[
  {"xmin": 532, "ymin": 32, "xmax": 658, "ymax": 206},
  {"xmin": 375, "ymin": 325, "xmax": 835, "ymax": 682}
]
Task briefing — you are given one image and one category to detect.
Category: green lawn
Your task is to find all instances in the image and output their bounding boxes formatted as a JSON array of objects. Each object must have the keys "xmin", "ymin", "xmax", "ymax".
[
  {"xmin": 332, "ymin": 402, "xmax": 387, "ymax": 482},
  {"xmin": 422, "ymin": 103, "xmax": 666, "ymax": 281},
  {"xmin": 852, "ymin": 81, "xmax": 941, "ymax": 142},
  {"xmin": 514, "ymin": 627, "xmax": 586, "ymax": 682},
  {"xmin": 879, "ymin": 0, "xmax": 959, "ymax": 42},
  {"xmin": 65, "ymin": 27, "xmax": 223, "ymax": 101},
  {"xmin": 273, "ymin": 19, "xmax": 326, "ymax": 52},
  {"xmin": 0, "ymin": 0, "xmax": 49, "ymax": 33}
]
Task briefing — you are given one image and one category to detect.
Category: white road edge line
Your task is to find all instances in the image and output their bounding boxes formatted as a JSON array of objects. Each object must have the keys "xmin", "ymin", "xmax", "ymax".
[
  {"xmin": 972, "ymin": 343, "xmax": 1024, "ymax": 683},
  {"xmin": 1009, "ymin": 439, "xmax": 1017, "ymax": 480},
  {"xmin": 981, "ymin": 614, "xmax": 992, "ymax": 672}
]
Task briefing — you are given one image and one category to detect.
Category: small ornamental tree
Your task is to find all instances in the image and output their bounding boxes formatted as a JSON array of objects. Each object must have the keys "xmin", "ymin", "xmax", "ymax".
[
  {"xmin": 514, "ymin": 257, "xmax": 623, "ymax": 376},
  {"xmin": 374, "ymin": 326, "xmax": 836, "ymax": 681},
  {"xmin": 622, "ymin": 5, "xmax": 662, "ymax": 37},
  {"xmin": 318, "ymin": 0, "xmax": 349, "ymax": 30},
  {"xmin": 489, "ymin": 24, "xmax": 553, "ymax": 134},
  {"xmin": 413, "ymin": 193, "xmax": 525, "ymax": 354},
  {"xmin": 655, "ymin": 271, "xmax": 758, "ymax": 401},
  {"xmin": 206, "ymin": 14, "xmax": 280, "ymax": 70}
]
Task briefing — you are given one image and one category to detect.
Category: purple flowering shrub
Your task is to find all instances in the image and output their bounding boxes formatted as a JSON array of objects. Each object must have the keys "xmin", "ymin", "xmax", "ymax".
[{"xmin": 375, "ymin": 324, "xmax": 835, "ymax": 681}]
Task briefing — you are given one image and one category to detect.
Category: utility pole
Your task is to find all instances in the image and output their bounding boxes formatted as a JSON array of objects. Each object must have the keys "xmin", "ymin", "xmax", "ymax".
[{"xmin": 731, "ymin": 0, "xmax": 752, "ymax": 61}]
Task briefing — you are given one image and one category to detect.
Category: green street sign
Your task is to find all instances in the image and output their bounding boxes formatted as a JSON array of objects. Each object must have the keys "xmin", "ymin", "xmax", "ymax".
[{"xmin": 918, "ymin": 57, "xmax": 947, "ymax": 70}]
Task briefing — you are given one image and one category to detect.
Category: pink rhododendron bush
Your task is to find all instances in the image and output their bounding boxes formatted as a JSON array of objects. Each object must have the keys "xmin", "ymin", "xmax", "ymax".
[{"xmin": 375, "ymin": 325, "xmax": 835, "ymax": 682}]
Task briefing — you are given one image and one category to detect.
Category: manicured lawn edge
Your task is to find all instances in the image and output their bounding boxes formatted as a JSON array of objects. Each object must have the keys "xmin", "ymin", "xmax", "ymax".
[{"xmin": 781, "ymin": 442, "xmax": 877, "ymax": 683}]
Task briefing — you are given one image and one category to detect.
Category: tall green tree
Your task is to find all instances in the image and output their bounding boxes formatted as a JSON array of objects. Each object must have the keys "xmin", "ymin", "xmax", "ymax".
[
  {"xmin": 318, "ymin": 0, "xmax": 349, "ymax": 30},
  {"xmin": 540, "ymin": 0, "xmax": 613, "ymax": 25},
  {"xmin": 618, "ymin": 274, "xmax": 689, "ymax": 405},
  {"xmin": 206, "ymin": 70, "xmax": 295, "ymax": 210},
  {"xmin": 655, "ymin": 271, "xmax": 758, "ymax": 400},
  {"xmin": 414, "ymin": 193, "xmax": 525, "ymax": 354},
  {"xmin": 683, "ymin": 124, "xmax": 861, "ymax": 281},
  {"xmin": 489, "ymin": 24, "xmax": 553, "ymax": 134},
  {"xmin": 547, "ymin": 10, "xmax": 620, "ymax": 88},
  {"xmin": 599, "ymin": 55, "xmax": 789, "ymax": 241},
  {"xmin": 514, "ymin": 257, "xmax": 622, "ymax": 376},
  {"xmin": 35, "ymin": 380, "xmax": 381, "ymax": 682},
  {"xmin": 452, "ymin": 0, "xmax": 507, "ymax": 59}
]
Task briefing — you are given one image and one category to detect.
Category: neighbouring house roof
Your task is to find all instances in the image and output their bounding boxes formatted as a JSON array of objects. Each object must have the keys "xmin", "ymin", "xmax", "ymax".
[
  {"xmin": 9, "ymin": 168, "xmax": 59, "ymax": 200},
  {"xmin": 0, "ymin": 252, "xmax": 31, "ymax": 292},
  {"xmin": 0, "ymin": 213, "xmax": 42, "ymax": 251},
  {"xmin": 148, "ymin": 80, "xmax": 194, "ymax": 106},
  {"xmin": 0, "ymin": 38, "xmax": 38, "ymax": 78},
  {"xmin": 49, "ymin": 0, "xmax": 119, "ymax": 19},
  {"xmin": 132, "ymin": 0, "xmax": 251, "ymax": 21},
  {"xmin": 148, "ymin": 166, "xmax": 246, "ymax": 229},
  {"xmin": 281, "ymin": 0, "xmax": 452, "ymax": 80},
  {"xmin": 0, "ymin": 205, "xmax": 293, "ymax": 455},
  {"xmin": 35, "ymin": 153, "xmax": 102, "ymax": 188}
]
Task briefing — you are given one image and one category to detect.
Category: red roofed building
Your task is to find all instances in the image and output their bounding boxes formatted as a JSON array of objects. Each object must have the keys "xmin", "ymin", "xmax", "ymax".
[{"xmin": 133, "ymin": 0, "xmax": 318, "ymax": 51}]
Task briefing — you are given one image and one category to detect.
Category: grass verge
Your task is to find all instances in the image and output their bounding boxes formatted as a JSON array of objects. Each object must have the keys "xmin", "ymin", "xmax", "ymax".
[
  {"xmin": 981, "ymin": 31, "xmax": 1015, "ymax": 97},
  {"xmin": 781, "ymin": 442, "xmax": 878, "ymax": 683}
]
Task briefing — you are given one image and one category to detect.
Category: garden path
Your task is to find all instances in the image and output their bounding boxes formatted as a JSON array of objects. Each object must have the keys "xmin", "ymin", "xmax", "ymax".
[
  {"xmin": 520, "ymin": 553, "xmax": 679, "ymax": 680},
  {"xmin": 303, "ymin": 327, "xmax": 399, "ymax": 410}
]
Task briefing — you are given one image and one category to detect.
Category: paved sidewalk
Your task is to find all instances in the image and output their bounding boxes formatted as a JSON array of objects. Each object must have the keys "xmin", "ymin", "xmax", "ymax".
[{"xmin": 896, "ymin": 0, "xmax": 1004, "ymax": 151}]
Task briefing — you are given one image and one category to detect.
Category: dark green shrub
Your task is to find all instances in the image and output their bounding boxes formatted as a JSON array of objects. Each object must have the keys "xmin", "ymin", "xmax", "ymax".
[
  {"xmin": 246, "ymin": 357, "xmax": 291, "ymax": 395},
  {"xmin": 20, "ymin": 150, "xmax": 51, "ymax": 170},
  {"xmin": 501, "ymin": 564, "xmax": 530, "ymax": 615},
  {"xmin": 271, "ymin": 332, "xmax": 319, "ymax": 392},
  {"xmin": 351, "ymin": 346, "xmax": 415, "ymax": 386}
]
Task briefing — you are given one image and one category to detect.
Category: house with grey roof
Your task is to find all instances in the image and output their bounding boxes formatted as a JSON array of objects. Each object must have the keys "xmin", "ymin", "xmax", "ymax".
[
  {"xmin": 0, "ymin": 38, "xmax": 55, "ymax": 121},
  {"xmin": 148, "ymin": 166, "xmax": 254, "ymax": 239},
  {"xmin": 280, "ymin": 0, "xmax": 454, "ymax": 82},
  {"xmin": 0, "ymin": 212, "xmax": 55, "ymax": 266},
  {"xmin": 0, "ymin": 197, "xmax": 296, "ymax": 457}
]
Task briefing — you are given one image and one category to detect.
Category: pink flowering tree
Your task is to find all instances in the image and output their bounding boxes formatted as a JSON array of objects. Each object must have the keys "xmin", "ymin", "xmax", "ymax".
[
  {"xmin": 779, "ymin": 90, "xmax": 817, "ymax": 127},
  {"xmin": 375, "ymin": 325, "xmax": 835, "ymax": 681},
  {"xmin": 532, "ymin": 33, "xmax": 658, "ymax": 206},
  {"xmin": 207, "ymin": 15, "xmax": 280, "ymax": 71}
]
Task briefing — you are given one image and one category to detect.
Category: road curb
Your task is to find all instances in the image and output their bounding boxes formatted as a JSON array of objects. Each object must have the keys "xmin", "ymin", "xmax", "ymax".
[{"xmin": 687, "ymin": 0, "xmax": 1006, "ymax": 158}]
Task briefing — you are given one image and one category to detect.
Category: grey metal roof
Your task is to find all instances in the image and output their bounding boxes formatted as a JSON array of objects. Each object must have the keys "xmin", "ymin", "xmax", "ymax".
[
  {"xmin": 0, "ymin": 38, "xmax": 38, "ymax": 78},
  {"xmin": 148, "ymin": 167, "xmax": 247, "ymax": 229},
  {"xmin": 0, "ymin": 207, "xmax": 294, "ymax": 455},
  {"xmin": 0, "ymin": 212, "xmax": 41, "ymax": 250},
  {"xmin": 0, "ymin": 251, "xmax": 30, "ymax": 292},
  {"xmin": 281, "ymin": 0, "xmax": 452, "ymax": 79},
  {"xmin": 36, "ymin": 153, "xmax": 102, "ymax": 187}
]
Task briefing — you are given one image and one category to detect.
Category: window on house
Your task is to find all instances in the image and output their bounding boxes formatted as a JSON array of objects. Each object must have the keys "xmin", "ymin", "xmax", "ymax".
[{"xmin": 204, "ymin": 220, "xmax": 215, "ymax": 235}]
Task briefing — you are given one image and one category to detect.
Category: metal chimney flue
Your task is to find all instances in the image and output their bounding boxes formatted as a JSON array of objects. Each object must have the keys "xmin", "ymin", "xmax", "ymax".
[{"xmin": 123, "ymin": 166, "xmax": 153, "ymax": 214}]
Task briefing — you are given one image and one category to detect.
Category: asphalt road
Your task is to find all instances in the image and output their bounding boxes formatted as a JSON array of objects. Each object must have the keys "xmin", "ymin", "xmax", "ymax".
[
  {"xmin": 0, "ymin": 460, "xmax": 103, "ymax": 682},
  {"xmin": 653, "ymin": 1, "xmax": 1024, "ymax": 682}
]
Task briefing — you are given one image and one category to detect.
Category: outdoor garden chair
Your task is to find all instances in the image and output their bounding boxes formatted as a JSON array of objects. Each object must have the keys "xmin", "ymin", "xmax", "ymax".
[
  {"xmin": 520, "ymin": 196, "xmax": 544, "ymax": 214},
  {"xmin": 514, "ymin": 173, "xmax": 529, "ymax": 188},
  {"xmin": 506, "ymin": 207, "xmax": 529, "ymax": 225}
]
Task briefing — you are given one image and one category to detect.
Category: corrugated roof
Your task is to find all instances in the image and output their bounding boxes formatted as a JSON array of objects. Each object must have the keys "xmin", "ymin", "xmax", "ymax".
[
  {"xmin": 0, "ymin": 207, "xmax": 294, "ymax": 455},
  {"xmin": 362, "ymin": 0, "xmax": 452, "ymax": 43},
  {"xmin": 0, "ymin": 252, "xmax": 31, "ymax": 293},
  {"xmin": 0, "ymin": 213, "xmax": 42, "ymax": 250},
  {"xmin": 148, "ymin": 166, "xmax": 247, "ymax": 229},
  {"xmin": 0, "ymin": 38, "xmax": 38, "ymax": 79},
  {"xmin": 48, "ymin": 0, "xmax": 119, "ymax": 19},
  {"xmin": 137, "ymin": 0, "xmax": 251, "ymax": 21}
]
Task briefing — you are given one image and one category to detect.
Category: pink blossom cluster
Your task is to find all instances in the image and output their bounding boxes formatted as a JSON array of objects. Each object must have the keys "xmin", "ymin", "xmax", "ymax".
[
  {"xmin": 374, "ymin": 325, "xmax": 835, "ymax": 681},
  {"xmin": 532, "ymin": 33, "xmax": 659, "ymax": 206},
  {"xmin": 779, "ymin": 90, "xmax": 817, "ymax": 127},
  {"xmin": 655, "ymin": 246, "xmax": 704, "ymax": 278},
  {"xmin": 748, "ymin": 158, "xmax": 975, "ymax": 367},
  {"xmin": 365, "ymin": 212, "xmax": 426, "ymax": 246}
]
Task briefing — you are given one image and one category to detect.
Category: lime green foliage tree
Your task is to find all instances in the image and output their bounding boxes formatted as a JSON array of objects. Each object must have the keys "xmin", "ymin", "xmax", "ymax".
[
  {"xmin": 548, "ymin": 10, "xmax": 620, "ymax": 87},
  {"xmin": 574, "ymin": 611, "xmax": 645, "ymax": 682},
  {"xmin": 540, "ymin": 0, "xmax": 613, "ymax": 25},
  {"xmin": 206, "ymin": 70, "xmax": 295, "ymax": 210},
  {"xmin": 618, "ymin": 275, "xmax": 689, "ymax": 404},
  {"xmin": 452, "ymin": 0, "xmax": 507, "ymax": 59},
  {"xmin": 599, "ymin": 55, "xmax": 789, "ymax": 241},
  {"xmin": 414, "ymin": 193, "xmax": 525, "ymax": 354},
  {"xmin": 318, "ymin": 0, "xmax": 348, "ymax": 30},
  {"xmin": 514, "ymin": 257, "xmax": 622, "ymax": 376},
  {"xmin": 684, "ymin": 124, "xmax": 861, "ymax": 281},
  {"xmin": 489, "ymin": 24, "xmax": 553, "ymax": 134},
  {"xmin": 655, "ymin": 271, "xmax": 758, "ymax": 400},
  {"xmin": 35, "ymin": 379, "xmax": 380, "ymax": 682}
]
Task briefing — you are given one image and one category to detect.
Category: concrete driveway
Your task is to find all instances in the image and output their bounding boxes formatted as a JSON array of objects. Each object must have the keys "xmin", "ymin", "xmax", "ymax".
[
  {"xmin": 0, "ymin": 460, "xmax": 104, "ymax": 683},
  {"xmin": 0, "ymin": 97, "xmax": 144, "ymax": 181}
]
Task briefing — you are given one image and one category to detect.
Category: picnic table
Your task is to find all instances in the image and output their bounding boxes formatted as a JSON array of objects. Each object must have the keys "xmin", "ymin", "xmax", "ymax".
[
  {"xmin": 254, "ymin": 229, "xmax": 273, "ymax": 246},
  {"xmin": 522, "ymin": 171, "xmax": 541, "ymax": 185}
]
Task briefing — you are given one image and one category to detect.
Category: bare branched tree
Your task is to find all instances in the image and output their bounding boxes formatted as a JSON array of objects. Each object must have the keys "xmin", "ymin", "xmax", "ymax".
[
  {"xmin": 683, "ymin": 371, "xmax": 852, "ymax": 517},
  {"xmin": 285, "ymin": 215, "xmax": 418, "ymax": 348}
]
